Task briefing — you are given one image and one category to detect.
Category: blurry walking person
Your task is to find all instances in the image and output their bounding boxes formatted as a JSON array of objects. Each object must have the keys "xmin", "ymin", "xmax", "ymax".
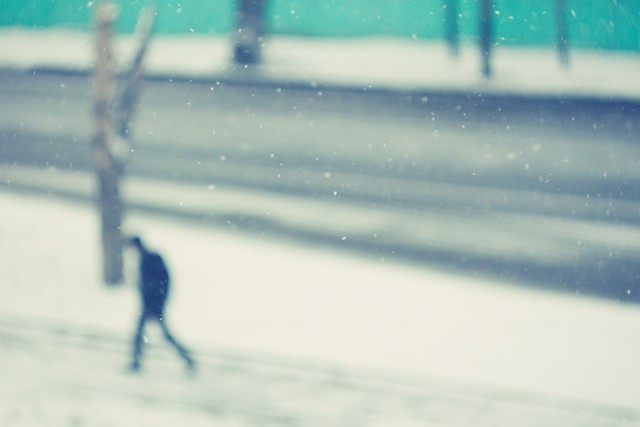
[{"xmin": 128, "ymin": 236, "xmax": 195, "ymax": 372}]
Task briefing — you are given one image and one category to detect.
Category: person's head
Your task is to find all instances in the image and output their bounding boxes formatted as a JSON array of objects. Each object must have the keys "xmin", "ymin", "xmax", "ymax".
[{"xmin": 128, "ymin": 235, "xmax": 144, "ymax": 250}]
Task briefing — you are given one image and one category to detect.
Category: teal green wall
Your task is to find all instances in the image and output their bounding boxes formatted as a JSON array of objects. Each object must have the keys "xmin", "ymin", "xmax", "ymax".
[
  {"xmin": 1, "ymin": 0, "xmax": 638, "ymax": 51},
  {"xmin": 0, "ymin": 0, "xmax": 235, "ymax": 33}
]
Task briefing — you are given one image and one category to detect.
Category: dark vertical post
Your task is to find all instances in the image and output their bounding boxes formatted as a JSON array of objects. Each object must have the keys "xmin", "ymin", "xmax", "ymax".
[
  {"xmin": 556, "ymin": 0, "xmax": 569, "ymax": 67},
  {"xmin": 480, "ymin": 0, "xmax": 492, "ymax": 78},
  {"xmin": 93, "ymin": 2, "xmax": 123, "ymax": 285},
  {"xmin": 445, "ymin": 0, "xmax": 459, "ymax": 57},
  {"xmin": 234, "ymin": 0, "xmax": 266, "ymax": 65}
]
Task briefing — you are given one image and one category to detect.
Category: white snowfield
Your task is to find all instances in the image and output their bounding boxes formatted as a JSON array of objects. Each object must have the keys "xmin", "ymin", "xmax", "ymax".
[
  {"xmin": 2, "ymin": 190, "xmax": 640, "ymax": 426},
  {"xmin": 0, "ymin": 27, "xmax": 639, "ymax": 99}
]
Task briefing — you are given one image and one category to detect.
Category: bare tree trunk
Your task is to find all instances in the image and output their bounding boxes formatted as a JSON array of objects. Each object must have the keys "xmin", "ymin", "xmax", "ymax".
[
  {"xmin": 234, "ymin": 0, "xmax": 266, "ymax": 65},
  {"xmin": 93, "ymin": 2, "xmax": 123, "ymax": 285},
  {"xmin": 114, "ymin": 4, "xmax": 156, "ymax": 139},
  {"xmin": 479, "ymin": 0, "xmax": 492, "ymax": 78}
]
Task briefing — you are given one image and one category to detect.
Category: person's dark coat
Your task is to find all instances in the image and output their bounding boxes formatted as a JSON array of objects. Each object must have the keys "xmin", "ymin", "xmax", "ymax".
[{"xmin": 139, "ymin": 248, "xmax": 170, "ymax": 318}]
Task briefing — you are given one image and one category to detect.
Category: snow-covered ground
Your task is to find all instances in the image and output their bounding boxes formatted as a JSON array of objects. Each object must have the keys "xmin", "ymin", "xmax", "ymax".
[
  {"xmin": 0, "ymin": 27, "xmax": 639, "ymax": 99},
  {"xmin": 2, "ymin": 27, "xmax": 640, "ymax": 425},
  {"xmin": 2, "ymin": 190, "xmax": 640, "ymax": 426}
]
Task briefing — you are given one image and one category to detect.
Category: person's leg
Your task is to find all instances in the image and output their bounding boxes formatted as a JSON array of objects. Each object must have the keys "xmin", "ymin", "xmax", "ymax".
[
  {"xmin": 158, "ymin": 317, "xmax": 195, "ymax": 370},
  {"xmin": 131, "ymin": 311, "xmax": 147, "ymax": 371}
]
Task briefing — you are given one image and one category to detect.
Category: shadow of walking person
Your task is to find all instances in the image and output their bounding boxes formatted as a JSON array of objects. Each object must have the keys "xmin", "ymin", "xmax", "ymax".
[{"xmin": 127, "ymin": 235, "xmax": 195, "ymax": 374}]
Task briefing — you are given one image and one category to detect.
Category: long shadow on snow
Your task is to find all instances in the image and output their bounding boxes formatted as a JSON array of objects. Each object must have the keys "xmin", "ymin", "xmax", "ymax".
[{"xmin": 127, "ymin": 201, "xmax": 640, "ymax": 304}]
